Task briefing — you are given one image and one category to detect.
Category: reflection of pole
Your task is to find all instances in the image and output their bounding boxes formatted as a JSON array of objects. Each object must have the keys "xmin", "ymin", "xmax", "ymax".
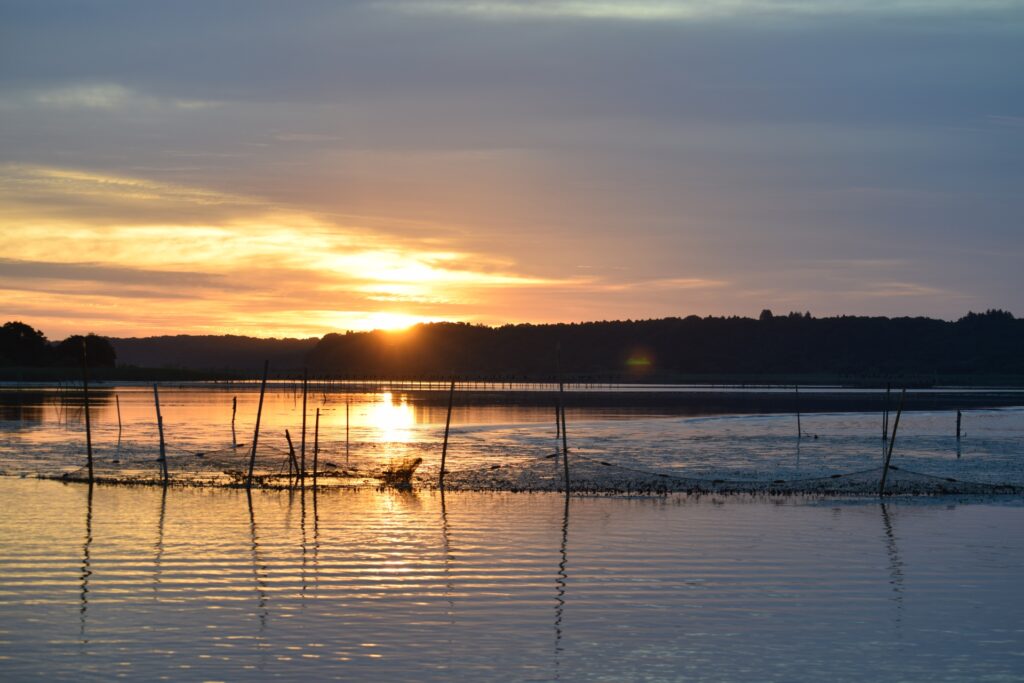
[
  {"xmin": 553, "ymin": 493, "xmax": 570, "ymax": 679},
  {"xmin": 300, "ymin": 487, "xmax": 308, "ymax": 602},
  {"xmin": 154, "ymin": 484, "xmax": 167, "ymax": 595},
  {"xmin": 879, "ymin": 503, "xmax": 904, "ymax": 632},
  {"xmin": 313, "ymin": 408, "xmax": 320, "ymax": 487},
  {"xmin": 246, "ymin": 488, "xmax": 268, "ymax": 631},
  {"xmin": 879, "ymin": 389, "xmax": 906, "ymax": 496},
  {"xmin": 79, "ymin": 484, "xmax": 94, "ymax": 642},
  {"xmin": 246, "ymin": 361, "xmax": 270, "ymax": 489},
  {"xmin": 82, "ymin": 341, "xmax": 93, "ymax": 483},
  {"xmin": 300, "ymin": 368, "xmax": 308, "ymax": 486},
  {"xmin": 440, "ymin": 380, "xmax": 455, "ymax": 489}
]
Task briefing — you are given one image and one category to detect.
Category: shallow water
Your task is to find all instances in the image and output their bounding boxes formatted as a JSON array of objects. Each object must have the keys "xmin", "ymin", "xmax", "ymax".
[
  {"xmin": 0, "ymin": 385, "xmax": 1021, "ymax": 487},
  {"xmin": 0, "ymin": 479, "xmax": 1022, "ymax": 681}
]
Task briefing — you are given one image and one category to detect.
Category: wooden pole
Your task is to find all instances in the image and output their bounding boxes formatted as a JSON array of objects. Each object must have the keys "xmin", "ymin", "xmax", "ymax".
[
  {"xmin": 439, "ymin": 380, "xmax": 455, "ymax": 489},
  {"xmin": 313, "ymin": 408, "xmax": 320, "ymax": 488},
  {"xmin": 246, "ymin": 360, "xmax": 269, "ymax": 489},
  {"xmin": 559, "ymin": 382, "xmax": 569, "ymax": 493},
  {"xmin": 883, "ymin": 383, "xmax": 891, "ymax": 442},
  {"xmin": 795, "ymin": 384, "xmax": 802, "ymax": 440},
  {"xmin": 231, "ymin": 396, "xmax": 237, "ymax": 446},
  {"xmin": 81, "ymin": 340, "xmax": 93, "ymax": 483},
  {"xmin": 300, "ymin": 368, "xmax": 308, "ymax": 486},
  {"xmin": 555, "ymin": 403, "xmax": 561, "ymax": 439},
  {"xmin": 115, "ymin": 393, "xmax": 122, "ymax": 437},
  {"xmin": 879, "ymin": 388, "xmax": 906, "ymax": 496},
  {"xmin": 345, "ymin": 396, "xmax": 350, "ymax": 464},
  {"xmin": 956, "ymin": 409, "xmax": 962, "ymax": 441},
  {"xmin": 285, "ymin": 429, "xmax": 298, "ymax": 483},
  {"xmin": 153, "ymin": 384, "xmax": 168, "ymax": 484}
]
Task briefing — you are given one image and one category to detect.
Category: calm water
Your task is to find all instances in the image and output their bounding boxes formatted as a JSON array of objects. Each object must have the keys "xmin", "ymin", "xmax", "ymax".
[
  {"xmin": 1, "ymin": 385, "xmax": 1022, "ymax": 486},
  {"xmin": 0, "ymin": 479, "xmax": 1022, "ymax": 681}
]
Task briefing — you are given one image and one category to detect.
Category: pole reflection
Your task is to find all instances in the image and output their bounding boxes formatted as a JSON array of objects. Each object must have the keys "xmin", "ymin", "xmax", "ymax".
[
  {"xmin": 153, "ymin": 484, "xmax": 167, "ymax": 596},
  {"xmin": 553, "ymin": 493, "xmax": 570, "ymax": 680},
  {"xmin": 246, "ymin": 489, "xmax": 269, "ymax": 633},
  {"xmin": 879, "ymin": 503, "xmax": 904, "ymax": 635},
  {"xmin": 79, "ymin": 483, "xmax": 93, "ymax": 646}
]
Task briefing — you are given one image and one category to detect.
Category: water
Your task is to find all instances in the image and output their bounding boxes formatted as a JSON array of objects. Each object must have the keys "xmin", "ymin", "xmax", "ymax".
[
  {"xmin": 1, "ymin": 385, "xmax": 1022, "ymax": 487},
  {"xmin": 0, "ymin": 479, "xmax": 1022, "ymax": 681}
]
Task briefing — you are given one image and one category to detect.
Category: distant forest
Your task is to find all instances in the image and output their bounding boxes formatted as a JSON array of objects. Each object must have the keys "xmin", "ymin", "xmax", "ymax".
[
  {"xmin": 307, "ymin": 310, "xmax": 1023, "ymax": 382},
  {"xmin": 2, "ymin": 310, "xmax": 1021, "ymax": 383}
]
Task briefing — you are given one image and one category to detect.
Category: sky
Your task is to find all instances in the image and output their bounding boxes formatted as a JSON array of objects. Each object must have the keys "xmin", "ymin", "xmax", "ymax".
[{"xmin": 1, "ymin": 0, "xmax": 1022, "ymax": 339}]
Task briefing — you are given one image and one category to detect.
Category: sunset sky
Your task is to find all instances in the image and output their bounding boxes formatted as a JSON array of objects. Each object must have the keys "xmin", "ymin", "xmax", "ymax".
[{"xmin": 2, "ymin": 1, "xmax": 1022, "ymax": 339}]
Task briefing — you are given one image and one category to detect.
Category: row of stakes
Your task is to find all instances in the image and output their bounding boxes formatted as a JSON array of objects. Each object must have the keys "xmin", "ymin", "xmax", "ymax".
[{"xmin": 78, "ymin": 344, "xmax": 962, "ymax": 496}]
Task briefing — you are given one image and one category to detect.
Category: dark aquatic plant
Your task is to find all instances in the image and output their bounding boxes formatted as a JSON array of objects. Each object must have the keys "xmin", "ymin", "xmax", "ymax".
[{"xmin": 380, "ymin": 457, "xmax": 423, "ymax": 489}]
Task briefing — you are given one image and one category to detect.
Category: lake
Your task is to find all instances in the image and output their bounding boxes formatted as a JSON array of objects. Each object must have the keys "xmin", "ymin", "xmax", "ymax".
[
  {"xmin": 1, "ymin": 383, "xmax": 1023, "ymax": 489},
  {"xmin": 1, "ymin": 480, "xmax": 1023, "ymax": 681},
  {"xmin": 0, "ymin": 384, "xmax": 1022, "ymax": 681}
]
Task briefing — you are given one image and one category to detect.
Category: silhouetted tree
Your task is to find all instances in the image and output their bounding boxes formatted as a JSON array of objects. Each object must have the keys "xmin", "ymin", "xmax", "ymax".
[
  {"xmin": 54, "ymin": 334, "xmax": 117, "ymax": 368},
  {"xmin": 0, "ymin": 321, "xmax": 52, "ymax": 366}
]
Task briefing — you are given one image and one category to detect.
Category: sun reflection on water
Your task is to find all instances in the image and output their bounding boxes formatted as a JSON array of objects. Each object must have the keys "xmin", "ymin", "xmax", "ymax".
[{"xmin": 366, "ymin": 393, "xmax": 415, "ymax": 443}]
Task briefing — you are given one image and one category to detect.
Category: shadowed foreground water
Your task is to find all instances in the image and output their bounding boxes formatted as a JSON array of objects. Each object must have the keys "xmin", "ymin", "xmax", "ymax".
[{"xmin": 0, "ymin": 479, "xmax": 1022, "ymax": 681}]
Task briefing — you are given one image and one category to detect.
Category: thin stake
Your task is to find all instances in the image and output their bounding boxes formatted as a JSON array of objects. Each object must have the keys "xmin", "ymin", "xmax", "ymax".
[
  {"xmin": 153, "ymin": 384, "xmax": 168, "ymax": 484},
  {"xmin": 439, "ymin": 380, "xmax": 455, "ymax": 489},
  {"xmin": 82, "ymin": 340, "xmax": 93, "ymax": 483},
  {"xmin": 246, "ymin": 360, "xmax": 270, "ymax": 489},
  {"xmin": 956, "ymin": 409, "xmax": 962, "ymax": 442},
  {"xmin": 879, "ymin": 388, "xmax": 906, "ymax": 496},
  {"xmin": 559, "ymin": 382, "xmax": 569, "ymax": 492},
  {"xmin": 115, "ymin": 394, "xmax": 122, "ymax": 437},
  {"xmin": 555, "ymin": 403, "xmax": 561, "ymax": 439},
  {"xmin": 313, "ymin": 408, "xmax": 320, "ymax": 487},
  {"xmin": 345, "ymin": 396, "xmax": 350, "ymax": 464},
  {"xmin": 300, "ymin": 368, "xmax": 308, "ymax": 485},
  {"xmin": 231, "ymin": 396, "xmax": 237, "ymax": 447},
  {"xmin": 795, "ymin": 384, "xmax": 802, "ymax": 440},
  {"xmin": 285, "ymin": 429, "xmax": 298, "ymax": 483},
  {"xmin": 883, "ymin": 383, "xmax": 891, "ymax": 442}
]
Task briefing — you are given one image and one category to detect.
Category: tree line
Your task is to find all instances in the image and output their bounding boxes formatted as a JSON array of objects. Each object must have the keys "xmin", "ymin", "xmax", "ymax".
[
  {"xmin": 4, "ymin": 310, "xmax": 1021, "ymax": 381},
  {"xmin": 0, "ymin": 321, "xmax": 116, "ymax": 368},
  {"xmin": 307, "ymin": 310, "xmax": 1023, "ymax": 380}
]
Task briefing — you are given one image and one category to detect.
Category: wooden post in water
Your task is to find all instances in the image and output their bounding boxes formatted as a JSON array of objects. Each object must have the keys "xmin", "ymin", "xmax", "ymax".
[
  {"xmin": 246, "ymin": 361, "xmax": 270, "ymax": 489},
  {"xmin": 555, "ymin": 403, "xmax": 561, "ymax": 439},
  {"xmin": 231, "ymin": 396, "xmax": 237, "ymax": 446},
  {"xmin": 153, "ymin": 384, "xmax": 169, "ymax": 485},
  {"xmin": 300, "ymin": 368, "xmax": 308, "ymax": 486},
  {"xmin": 879, "ymin": 388, "xmax": 906, "ymax": 496},
  {"xmin": 285, "ymin": 429, "xmax": 298, "ymax": 484},
  {"xmin": 345, "ymin": 396, "xmax": 350, "ymax": 464},
  {"xmin": 115, "ymin": 394, "xmax": 122, "ymax": 438},
  {"xmin": 439, "ymin": 380, "xmax": 455, "ymax": 489},
  {"xmin": 313, "ymin": 408, "xmax": 320, "ymax": 487},
  {"xmin": 795, "ymin": 384, "xmax": 802, "ymax": 440},
  {"xmin": 81, "ymin": 341, "xmax": 94, "ymax": 483},
  {"xmin": 559, "ymin": 382, "xmax": 570, "ymax": 493},
  {"xmin": 956, "ymin": 409, "xmax": 962, "ymax": 442},
  {"xmin": 883, "ymin": 383, "xmax": 891, "ymax": 442}
]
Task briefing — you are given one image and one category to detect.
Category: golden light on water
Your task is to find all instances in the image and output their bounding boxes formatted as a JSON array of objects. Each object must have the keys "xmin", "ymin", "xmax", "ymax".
[{"xmin": 366, "ymin": 392, "xmax": 416, "ymax": 443}]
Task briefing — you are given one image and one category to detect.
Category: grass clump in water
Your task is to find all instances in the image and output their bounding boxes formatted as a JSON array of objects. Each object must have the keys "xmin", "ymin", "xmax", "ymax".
[{"xmin": 381, "ymin": 457, "xmax": 423, "ymax": 489}]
